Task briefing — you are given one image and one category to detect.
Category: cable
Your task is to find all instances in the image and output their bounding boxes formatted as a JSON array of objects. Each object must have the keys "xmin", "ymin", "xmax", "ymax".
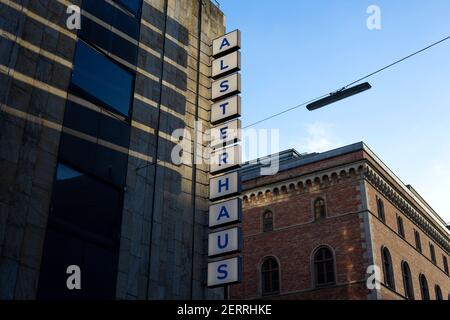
[
  {"xmin": 343, "ymin": 35, "xmax": 450, "ymax": 89},
  {"xmin": 243, "ymin": 35, "xmax": 450, "ymax": 129},
  {"xmin": 136, "ymin": 35, "xmax": 450, "ymax": 171},
  {"xmin": 242, "ymin": 94, "xmax": 329, "ymax": 129}
]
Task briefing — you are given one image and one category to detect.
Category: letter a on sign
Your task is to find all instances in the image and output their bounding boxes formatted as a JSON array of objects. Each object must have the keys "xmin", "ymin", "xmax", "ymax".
[
  {"xmin": 213, "ymin": 30, "xmax": 241, "ymax": 58},
  {"xmin": 209, "ymin": 198, "xmax": 242, "ymax": 228}
]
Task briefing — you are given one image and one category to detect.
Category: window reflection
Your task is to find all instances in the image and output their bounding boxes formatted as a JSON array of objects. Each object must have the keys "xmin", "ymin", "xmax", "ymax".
[
  {"xmin": 38, "ymin": 163, "xmax": 123, "ymax": 299},
  {"xmin": 116, "ymin": 0, "xmax": 142, "ymax": 15},
  {"xmin": 52, "ymin": 163, "xmax": 123, "ymax": 241},
  {"xmin": 71, "ymin": 41, "xmax": 133, "ymax": 117}
]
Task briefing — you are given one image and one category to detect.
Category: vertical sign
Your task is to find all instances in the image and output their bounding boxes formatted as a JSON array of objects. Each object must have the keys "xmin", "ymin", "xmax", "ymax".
[{"xmin": 208, "ymin": 30, "xmax": 243, "ymax": 288}]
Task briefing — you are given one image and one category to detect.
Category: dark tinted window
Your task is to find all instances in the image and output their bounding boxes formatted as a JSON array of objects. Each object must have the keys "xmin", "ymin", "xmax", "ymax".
[
  {"xmin": 83, "ymin": 0, "xmax": 140, "ymax": 39},
  {"xmin": 263, "ymin": 211, "xmax": 273, "ymax": 232},
  {"xmin": 314, "ymin": 198, "xmax": 326, "ymax": 220},
  {"xmin": 435, "ymin": 285, "xmax": 443, "ymax": 300},
  {"xmin": 116, "ymin": 0, "xmax": 141, "ymax": 15},
  {"xmin": 50, "ymin": 163, "xmax": 123, "ymax": 240},
  {"xmin": 261, "ymin": 258, "xmax": 280, "ymax": 295},
  {"xmin": 59, "ymin": 99, "xmax": 130, "ymax": 188},
  {"xmin": 38, "ymin": 163, "xmax": 123, "ymax": 299},
  {"xmin": 419, "ymin": 274, "xmax": 430, "ymax": 300},
  {"xmin": 314, "ymin": 247, "xmax": 335, "ymax": 286},
  {"xmin": 377, "ymin": 197, "xmax": 385, "ymax": 222},
  {"xmin": 72, "ymin": 41, "xmax": 133, "ymax": 117},
  {"xmin": 401, "ymin": 261, "xmax": 414, "ymax": 300},
  {"xmin": 414, "ymin": 230, "xmax": 422, "ymax": 252},
  {"xmin": 429, "ymin": 243, "xmax": 436, "ymax": 264},
  {"xmin": 443, "ymin": 255, "xmax": 449, "ymax": 275},
  {"xmin": 382, "ymin": 247, "xmax": 395, "ymax": 290},
  {"xmin": 397, "ymin": 215, "xmax": 405, "ymax": 238}
]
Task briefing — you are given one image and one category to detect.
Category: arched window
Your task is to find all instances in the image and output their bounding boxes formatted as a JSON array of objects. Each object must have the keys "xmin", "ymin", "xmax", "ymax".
[
  {"xmin": 381, "ymin": 247, "xmax": 395, "ymax": 289},
  {"xmin": 313, "ymin": 247, "xmax": 335, "ymax": 287},
  {"xmin": 419, "ymin": 274, "xmax": 430, "ymax": 300},
  {"xmin": 414, "ymin": 230, "xmax": 422, "ymax": 252},
  {"xmin": 401, "ymin": 261, "xmax": 414, "ymax": 300},
  {"xmin": 314, "ymin": 198, "xmax": 326, "ymax": 220},
  {"xmin": 435, "ymin": 285, "xmax": 443, "ymax": 301},
  {"xmin": 443, "ymin": 255, "xmax": 449, "ymax": 275},
  {"xmin": 396, "ymin": 215, "xmax": 405, "ymax": 238},
  {"xmin": 429, "ymin": 243, "xmax": 436, "ymax": 264},
  {"xmin": 262, "ymin": 211, "xmax": 273, "ymax": 232},
  {"xmin": 261, "ymin": 257, "xmax": 280, "ymax": 295},
  {"xmin": 377, "ymin": 197, "xmax": 385, "ymax": 222}
]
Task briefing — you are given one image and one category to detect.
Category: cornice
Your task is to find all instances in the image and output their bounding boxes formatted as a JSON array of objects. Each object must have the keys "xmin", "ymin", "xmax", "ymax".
[
  {"xmin": 242, "ymin": 161, "xmax": 450, "ymax": 254},
  {"xmin": 364, "ymin": 165, "xmax": 450, "ymax": 253},
  {"xmin": 242, "ymin": 160, "xmax": 367, "ymax": 206}
]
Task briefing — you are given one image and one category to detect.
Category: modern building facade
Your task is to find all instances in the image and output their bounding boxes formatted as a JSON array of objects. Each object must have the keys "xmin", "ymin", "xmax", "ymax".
[
  {"xmin": 230, "ymin": 142, "xmax": 450, "ymax": 300},
  {"xmin": 0, "ymin": 0, "xmax": 225, "ymax": 299}
]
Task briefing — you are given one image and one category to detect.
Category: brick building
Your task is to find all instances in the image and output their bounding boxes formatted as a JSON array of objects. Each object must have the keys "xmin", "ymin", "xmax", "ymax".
[
  {"xmin": 230, "ymin": 142, "xmax": 450, "ymax": 300},
  {"xmin": 0, "ymin": 0, "xmax": 225, "ymax": 299}
]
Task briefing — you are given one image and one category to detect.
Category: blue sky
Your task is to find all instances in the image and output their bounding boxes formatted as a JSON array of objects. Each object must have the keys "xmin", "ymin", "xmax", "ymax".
[{"xmin": 218, "ymin": 0, "xmax": 450, "ymax": 223}]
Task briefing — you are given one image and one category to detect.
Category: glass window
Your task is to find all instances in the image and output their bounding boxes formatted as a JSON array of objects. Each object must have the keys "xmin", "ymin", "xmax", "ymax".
[
  {"xmin": 59, "ymin": 99, "xmax": 130, "ymax": 188},
  {"xmin": 419, "ymin": 274, "xmax": 430, "ymax": 300},
  {"xmin": 262, "ymin": 211, "xmax": 273, "ymax": 232},
  {"xmin": 50, "ymin": 163, "xmax": 123, "ymax": 240},
  {"xmin": 83, "ymin": 0, "xmax": 140, "ymax": 39},
  {"xmin": 382, "ymin": 247, "xmax": 395, "ymax": 290},
  {"xmin": 115, "ymin": 0, "xmax": 142, "ymax": 15},
  {"xmin": 314, "ymin": 247, "xmax": 335, "ymax": 287},
  {"xmin": 314, "ymin": 198, "xmax": 326, "ymax": 220},
  {"xmin": 443, "ymin": 255, "xmax": 449, "ymax": 275},
  {"xmin": 401, "ymin": 261, "xmax": 414, "ymax": 300},
  {"xmin": 261, "ymin": 258, "xmax": 280, "ymax": 295},
  {"xmin": 414, "ymin": 230, "xmax": 422, "ymax": 252},
  {"xmin": 71, "ymin": 41, "xmax": 133, "ymax": 117},
  {"xmin": 377, "ymin": 197, "xmax": 385, "ymax": 222},
  {"xmin": 397, "ymin": 215, "xmax": 405, "ymax": 238},
  {"xmin": 429, "ymin": 243, "xmax": 436, "ymax": 264},
  {"xmin": 37, "ymin": 163, "xmax": 123, "ymax": 299},
  {"xmin": 435, "ymin": 285, "xmax": 443, "ymax": 301}
]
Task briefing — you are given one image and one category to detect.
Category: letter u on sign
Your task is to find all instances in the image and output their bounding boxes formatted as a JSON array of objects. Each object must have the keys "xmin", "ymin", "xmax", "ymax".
[{"xmin": 208, "ymin": 227, "xmax": 241, "ymax": 257}]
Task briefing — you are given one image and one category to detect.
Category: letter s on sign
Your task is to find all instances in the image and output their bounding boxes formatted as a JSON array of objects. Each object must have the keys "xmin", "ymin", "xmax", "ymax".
[
  {"xmin": 220, "ymin": 80, "xmax": 229, "ymax": 93},
  {"xmin": 217, "ymin": 264, "xmax": 228, "ymax": 280}
]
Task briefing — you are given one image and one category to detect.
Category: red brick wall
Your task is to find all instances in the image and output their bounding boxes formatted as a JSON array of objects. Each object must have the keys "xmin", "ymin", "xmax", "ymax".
[
  {"xmin": 366, "ymin": 182, "xmax": 450, "ymax": 300},
  {"xmin": 231, "ymin": 148, "xmax": 450, "ymax": 300},
  {"xmin": 230, "ymin": 172, "xmax": 369, "ymax": 300}
]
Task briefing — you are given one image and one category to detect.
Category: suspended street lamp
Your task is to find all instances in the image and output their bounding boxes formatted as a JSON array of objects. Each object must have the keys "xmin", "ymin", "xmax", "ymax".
[{"xmin": 306, "ymin": 82, "xmax": 372, "ymax": 111}]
